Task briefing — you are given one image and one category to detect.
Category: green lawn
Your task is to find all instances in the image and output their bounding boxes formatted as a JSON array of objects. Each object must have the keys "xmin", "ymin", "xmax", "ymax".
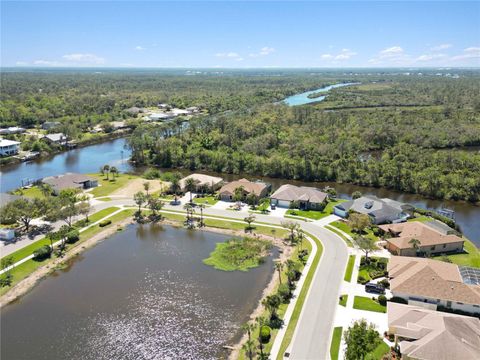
[
  {"xmin": 0, "ymin": 258, "xmax": 46, "ymax": 296},
  {"xmin": 408, "ymin": 215, "xmax": 432, "ymax": 223},
  {"xmin": 353, "ymin": 296, "xmax": 386, "ymax": 313},
  {"xmin": 433, "ymin": 239, "xmax": 480, "ymax": 268},
  {"xmin": 339, "ymin": 295, "xmax": 348, "ymax": 307},
  {"xmin": 286, "ymin": 209, "xmax": 327, "ymax": 220},
  {"xmin": 330, "ymin": 327, "xmax": 343, "ymax": 360},
  {"xmin": 193, "ymin": 196, "xmax": 218, "ymax": 206},
  {"xmin": 331, "ymin": 221, "xmax": 355, "ymax": 237},
  {"xmin": 365, "ymin": 341, "xmax": 390, "ymax": 360},
  {"xmin": 88, "ymin": 173, "xmax": 139, "ymax": 197},
  {"xmin": 357, "ymin": 256, "xmax": 388, "ymax": 283},
  {"xmin": 324, "ymin": 199, "xmax": 347, "ymax": 214},
  {"xmin": 12, "ymin": 186, "xmax": 45, "ymax": 199},
  {"xmin": 344, "ymin": 255, "xmax": 356, "ymax": 282},
  {"xmin": 277, "ymin": 232, "xmax": 323, "ymax": 359}
]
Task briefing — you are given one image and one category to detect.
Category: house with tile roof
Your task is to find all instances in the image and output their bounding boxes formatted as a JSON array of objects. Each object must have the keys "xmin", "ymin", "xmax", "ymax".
[
  {"xmin": 270, "ymin": 184, "xmax": 327, "ymax": 210},
  {"xmin": 387, "ymin": 302, "xmax": 480, "ymax": 360},
  {"xmin": 388, "ymin": 256, "xmax": 480, "ymax": 315},
  {"xmin": 380, "ymin": 221, "xmax": 464, "ymax": 257},
  {"xmin": 333, "ymin": 195, "xmax": 413, "ymax": 224},
  {"xmin": 179, "ymin": 173, "xmax": 223, "ymax": 192},
  {"xmin": 219, "ymin": 179, "xmax": 268, "ymax": 202}
]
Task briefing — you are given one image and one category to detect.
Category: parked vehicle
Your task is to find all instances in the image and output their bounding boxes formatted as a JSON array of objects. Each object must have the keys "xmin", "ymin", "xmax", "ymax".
[
  {"xmin": 365, "ymin": 282, "xmax": 385, "ymax": 294},
  {"xmin": 270, "ymin": 204, "xmax": 276, "ymax": 210}
]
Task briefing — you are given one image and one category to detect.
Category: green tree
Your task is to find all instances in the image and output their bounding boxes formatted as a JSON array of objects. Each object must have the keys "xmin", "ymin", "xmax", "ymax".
[
  {"xmin": 344, "ymin": 319, "xmax": 381, "ymax": 360},
  {"xmin": 262, "ymin": 294, "xmax": 281, "ymax": 319},
  {"xmin": 241, "ymin": 322, "xmax": 255, "ymax": 360},
  {"xmin": 354, "ymin": 236, "xmax": 377, "ymax": 263},
  {"xmin": 143, "ymin": 181, "xmax": 150, "ymax": 196},
  {"xmin": 281, "ymin": 220, "xmax": 300, "ymax": 244},
  {"xmin": 110, "ymin": 166, "xmax": 118, "ymax": 180},
  {"xmin": 352, "ymin": 191, "xmax": 362, "ymax": 200},
  {"xmin": 244, "ymin": 214, "xmax": 256, "ymax": 232},
  {"xmin": 133, "ymin": 191, "xmax": 147, "ymax": 213},
  {"xmin": 184, "ymin": 177, "xmax": 198, "ymax": 203},
  {"xmin": 274, "ymin": 261, "xmax": 284, "ymax": 284},
  {"xmin": 103, "ymin": 164, "xmax": 110, "ymax": 180},
  {"xmin": 348, "ymin": 213, "xmax": 371, "ymax": 233},
  {"xmin": 0, "ymin": 198, "xmax": 47, "ymax": 232},
  {"xmin": 233, "ymin": 186, "xmax": 245, "ymax": 202},
  {"xmin": 409, "ymin": 238, "xmax": 422, "ymax": 254}
]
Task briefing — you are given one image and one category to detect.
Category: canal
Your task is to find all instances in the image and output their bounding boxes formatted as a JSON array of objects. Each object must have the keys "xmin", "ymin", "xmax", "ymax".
[{"xmin": 0, "ymin": 224, "xmax": 276, "ymax": 360}]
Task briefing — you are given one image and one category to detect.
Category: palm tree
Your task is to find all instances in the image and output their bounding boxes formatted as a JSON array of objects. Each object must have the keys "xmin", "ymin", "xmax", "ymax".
[
  {"xmin": 103, "ymin": 164, "xmax": 110, "ymax": 180},
  {"xmin": 39, "ymin": 183, "xmax": 52, "ymax": 198},
  {"xmin": 244, "ymin": 214, "xmax": 256, "ymax": 233},
  {"xmin": 255, "ymin": 317, "xmax": 266, "ymax": 358},
  {"xmin": 274, "ymin": 261, "xmax": 284, "ymax": 284},
  {"xmin": 241, "ymin": 322, "xmax": 256, "ymax": 360},
  {"xmin": 184, "ymin": 177, "xmax": 198, "ymax": 203},
  {"xmin": 296, "ymin": 229, "xmax": 305, "ymax": 251},
  {"xmin": 281, "ymin": 220, "xmax": 300, "ymax": 244},
  {"xmin": 110, "ymin": 166, "xmax": 118, "ymax": 180},
  {"xmin": 198, "ymin": 204, "xmax": 205, "ymax": 227},
  {"xmin": 233, "ymin": 186, "xmax": 245, "ymax": 202},
  {"xmin": 133, "ymin": 191, "xmax": 146, "ymax": 213},
  {"xmin": 143, "ymin": 181, "xmax": 150, "ymax": 196},
  {"xmin": 409, "ymin": 238, "xmax": 422, "ymax": 255}
]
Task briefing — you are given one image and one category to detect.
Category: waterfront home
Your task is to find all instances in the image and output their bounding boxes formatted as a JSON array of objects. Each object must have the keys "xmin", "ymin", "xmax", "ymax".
[
  {"xmin": 333, "ymin": 195, "xmax": 413, "ymax": 224},
  {"xmin": 388, "ymin": 256, "xmax": 480, "ymax": 315},
  {"xmin": 0, "ymin": 126, "xmax": 26, "ymax": 135},
  {"xmin": 270, "ymin": 184, "xmax": 327, "ymax": 210},
  {"xmin": 146, "ymin": 113, "xmax": 174, "ymax": 121},
  {"xmin": 387, "ymin": 302, "xmax": 480, "ymax": 360},
  {"xmin": 0, "ymin": 138, "xmax": 21, "ymax": 156},
  {"xmin": 41, "ymin": 133, "xmax": 68, "ymax": 146},
  {"xmin": 380, "ymin": 221, "xmax": 464, "ymax": 256},
  {"xmin": 219, "ymin": 179, "xmax": 268, "ymax": 202},
  {"xmin": 124, "ymin": 106, "xmax": 144, "ymax": 116},
  {"xmin": 179, "ymin": 174, "xmax": 223, "ymax": 192},
  {"xmin": 42, "ymin": 173, "xmax": 98, "ymax": 195},
  {"xmin": 41, "ymin": 121, "xmax": 61, "ymax": 130}
]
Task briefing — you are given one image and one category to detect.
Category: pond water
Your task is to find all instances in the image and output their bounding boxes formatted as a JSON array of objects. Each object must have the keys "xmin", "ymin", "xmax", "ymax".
[
  {"xmin": 0, "ymin": 138, "xmax": 132, "ymax": 192},
  {"xmin": 282, "ymin": 82, "xmax": 358, "ymax": 106},
  {"xmin": 0, "ymin": 224, "xmax": 276, "ymax": 360}
]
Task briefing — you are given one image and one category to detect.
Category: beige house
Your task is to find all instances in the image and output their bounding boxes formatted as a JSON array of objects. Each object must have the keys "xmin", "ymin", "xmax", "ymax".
[
  {"xmin": 219, "ymin": 179, "xmax": 268, "ymax": 202},
  {"xmin": 387, "ymin": 302, "xmax": 480, "ymax": 360},
  {"xmin": 179, "ymin": 173, "xmax": 223, "ymax": 192},
  {"xmin": 270, "ymin": 184, "xmax": 327, "ymax": 210},
  {"xmin": 380, "ymin": 222, "xmax": 464, "ymax": 257},
  {"xmin": 388, "ymin": 256, "xmax": 480, "ymax": 315}
]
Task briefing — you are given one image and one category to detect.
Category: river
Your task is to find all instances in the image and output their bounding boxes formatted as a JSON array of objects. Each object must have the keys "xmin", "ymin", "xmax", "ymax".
[
  {"xmin": 283, "ymin": 82, "xmax": 359, "ymax": 106},
  {"xmin": 0, "ymin": 224, "xmax": 276, "ymax": 360}
]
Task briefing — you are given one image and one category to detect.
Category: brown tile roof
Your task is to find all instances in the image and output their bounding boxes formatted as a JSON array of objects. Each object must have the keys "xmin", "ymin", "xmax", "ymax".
[
  {"xmin": 380, "ymin": 222, "xmax": 464, "ymax": 250},
  {"xmin": 388, "ymin": 256, "xmax": 480, "ymax": 305},
  {"xmin": 270, "ymin": 184, "xmax": 327, "ymax": 204},
  {"xmin": 219, "ymin": 178, "xmax": 267, "ymax": 196},
  {"xmin": 388, "ymin": 303, "xmax": 480, "ymax": 360}
]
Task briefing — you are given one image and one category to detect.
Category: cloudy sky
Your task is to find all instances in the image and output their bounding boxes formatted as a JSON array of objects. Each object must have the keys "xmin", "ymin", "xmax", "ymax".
[{"xmin": 2, "ymin": 1, "xmax": 479, "ymax": 68}]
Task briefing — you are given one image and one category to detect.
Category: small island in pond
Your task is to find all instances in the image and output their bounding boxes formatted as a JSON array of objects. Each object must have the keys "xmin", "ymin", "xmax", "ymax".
[
  {"xmin": 203, "ymin": 237, "xmax": 273, "ymax": 271},
  {"xmin": 307, "ymin": 91, "xmax": 328, "ymax": 99}
]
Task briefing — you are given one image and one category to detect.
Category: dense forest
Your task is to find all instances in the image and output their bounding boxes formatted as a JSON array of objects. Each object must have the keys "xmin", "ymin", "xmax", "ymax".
[{"xmin": 2, "ymin": 69, "xmax": 479, "ymax": 201}]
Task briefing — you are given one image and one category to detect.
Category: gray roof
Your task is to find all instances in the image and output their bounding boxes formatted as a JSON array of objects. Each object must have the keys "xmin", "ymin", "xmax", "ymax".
[
  {"xmin": 0, "ymin": 193, "xmax": 21, "ymax": 207},
  {"xmin": 425, "ymin": 220, "xmax": 457, "ymax": 235},
  {"xmin": 270, "ymin": 184, "xmax": 327, "ymax": 204},
  {"xmin": 43, "ymin": 133, "xmax": 66, "ymax": 142},
  {"xmin": 335, "ymin": 195, "xmax": 408, "ymax": 218},
  {"xmin": 43, "ymin": 173, "xmax": 94, "ymax": 191}
]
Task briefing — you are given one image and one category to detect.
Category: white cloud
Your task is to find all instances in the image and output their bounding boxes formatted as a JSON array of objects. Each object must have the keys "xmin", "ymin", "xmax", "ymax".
[
  {"xmin": 320, "ymin": 48, "xmax": 357, "ymax": 61},
  {"xmin": 416, "ymin": 53, "xmax": 447, "ymax": 61},
  {"xmin": 451, "ymin": 46, "xmax": 480, "ymax": 61},
  {"xmin": 249, "ymin": 46, "xmax": 275, "ymax": 57},
  {"xmin": 33, "ymin": 60, "xmax": 62, "ymax": 66},
  {"xmin": 62, "ymin": 53, "xmax": 105, "ymax": 64},
  {"xmin": 15, "ymin": 61, "xmax": 28, "ymax": 66},
  {"xmin": 380, "ymin": 46, "xmax": 404, "ymax": 56},
  {"xmin": 431, "ymin": 43, "xmax": 452, "ymax": 51},
  {"xmin": 135, "ymin": 46, "xmax": 145, "ymax": 51},
  {"xmin": 215, "ymin": 52, "xmax": 241, "ymax": 58}
]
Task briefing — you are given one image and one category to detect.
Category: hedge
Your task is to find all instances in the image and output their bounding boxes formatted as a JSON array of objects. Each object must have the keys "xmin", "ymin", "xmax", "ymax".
[{"xmin": 99, "ymin": 219, "xmax": 112, "ymax": 227}]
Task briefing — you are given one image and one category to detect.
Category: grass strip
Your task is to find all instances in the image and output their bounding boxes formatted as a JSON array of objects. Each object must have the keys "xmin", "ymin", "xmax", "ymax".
[
  {"xmin": 339, "ymin": 295, "xmax": 348, "ymax": 307},
  {"xmin": 344, "ymin": 255, "xmax": 355, "ymax": 282},
  {"xmin": 330, "ymin": 327, "xmax": 343, "ymax": 360},
  {"xmin": 325, "ymin": 225, "xmax": 353, "ymax": 247},
  {"xmin": 353, "ymin": 296, "xmax": 386, "ymax": 313}
]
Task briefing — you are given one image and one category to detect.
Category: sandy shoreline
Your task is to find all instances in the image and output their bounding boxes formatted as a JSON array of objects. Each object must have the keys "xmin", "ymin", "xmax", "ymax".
[{"xmin": 0, "ymin": 215, "xmax": 293, "ymax": 360}]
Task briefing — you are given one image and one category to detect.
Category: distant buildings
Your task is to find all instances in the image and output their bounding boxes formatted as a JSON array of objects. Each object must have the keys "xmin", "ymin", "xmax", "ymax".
[
  {"xmin": 42, "ymin": 173, "xmax": 98, "ymax": 195},
  {"xmin": 42, "ymin": 121, "xmax": 61, "ymax": 130},
  {"xmin": 41, "ymin": 133, "xmax": 68, "ymax": 146},
  {"xmin": 219, "ymin": 179, "xmax": 268, "ymax": 201},
  {"xmin": 387, "ymin": 302, "xmax": 480, "ymax": 360},
  {"xmin": 388, "ymin": 256, "xmax": 480, "ymax": 315},
  {"xmin": 0, "ymin": 126, "xmax": 26, "ymax": 135},
  {"xmin": 270, "ymin": 184, "xmax": 328, "ymax": 210},
  {"xmin": 0, "ymin": 138, "xmax": 21, "ymax": 156},
  {"xmin": 381, "ymin": 221, "xmax": 464, "ymax": 256},
  {"xmin": 333, "ymin": 195, "xmax": 413, "ymax": 224}
]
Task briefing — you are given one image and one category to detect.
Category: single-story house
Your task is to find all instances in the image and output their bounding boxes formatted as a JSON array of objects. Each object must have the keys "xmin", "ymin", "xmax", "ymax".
[
  {"xmin": 333, "ymin": 195, "xmax": 413, "ymax": 224},
  {"xmin": 219, "ymin": 179, "xmax": 268, "ymax": 202},
  {"xmin": 42, "ymin": 121, "xmax": 61, "ymax": 130},
  {"xmin": 0, "ymin": 126, "xmax": 26, "ymax": 135},
  {"xmin": 42, "ymin": 173, "xmax": 98, "ymax": 195},
  {"xmin": 0, "ymin": 138, "xmax": 21, "ymax": 156},
  {"xmin": 380, "ymin": 222, "xmax": 464, "ymax": 257},
  {"xmin": 388, "ymin": 256, "xmax": 480, "ymax": 315},
  {"xmin": 147, "ymin": 113, "xmax": 174, "ymax": 121},
  {"xmin": 387, "ymin": 302, "xmax": 480, "ymax": 360},
  {"xmin": 179, "ymin": 173, "xmax": 223, "ymax": 192},
  {"xmin": 124, "ymin": 107, "xmax": 145, "ymax": 116},
  {"xmin": 42, "ymin": 133, "xmax": 67, "ymax": 145},
  {"xmin": 270, "ymin": 184, "xmax": 328, "ymax": 210}
]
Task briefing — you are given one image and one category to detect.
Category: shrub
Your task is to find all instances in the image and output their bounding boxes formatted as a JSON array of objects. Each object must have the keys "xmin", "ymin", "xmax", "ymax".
[
  {"xmin": 143, "ymin": 168, "xmax": 161, "ymax": 179},
  {"xmin": 99, "ymin": 219, "xmax": 112, "ymax": 227},
  {"xmin": 378, "ymin": 279, "xmax": 390, "ymax": 289},
  {"xmin": 357, "ymin": 275, "xmax": 368, "ymax": 284},
  {"xmin": 66, "ymin": 229, "xmax": 80, "ymax": 244},
  {"xmin": 390, "ymin": 296, "xmax": 408, "ymax": 304},
  {"xmin": 33, "ymin": 245, "xmax": 52, "ymax": 260},
  {"xmin": 278, "ymin": 283, "xmax": 291, "ymax": 303},
  {"xmin": 378, "ymin": 295, "xmax": 387, "ymax": 306},
  {"xmin": 260, "ymin": 325, "xmax": 271, "ymax": 343}
]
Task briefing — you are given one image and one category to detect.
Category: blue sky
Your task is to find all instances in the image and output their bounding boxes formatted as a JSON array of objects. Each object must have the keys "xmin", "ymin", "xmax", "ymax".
[{"xmin": 2, "ymin": 1, "xmax": 479, "ymax": 68}]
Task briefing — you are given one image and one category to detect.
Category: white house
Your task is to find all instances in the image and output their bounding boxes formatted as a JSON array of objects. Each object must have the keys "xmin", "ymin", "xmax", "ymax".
[
  {"xmin": 0, "ymin": 228, "xmax": 15, "ymax": 241},
  {"xmin": 0, "ymin": 138, "xmax": 21, "ymax": 156}
]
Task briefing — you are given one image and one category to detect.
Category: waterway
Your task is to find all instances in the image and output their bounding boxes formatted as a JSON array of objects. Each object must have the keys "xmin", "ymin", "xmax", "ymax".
[
  {"xmin": 283, "ymin": 82, "xmax": 359, "ymax": 106},
  {"xmin": 0, "ymin": 138, "xmax": 132, "ymax": 192},
  {"xmin": 0, "ymin": 224, "xmax": 276, "ymax": 360}
]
